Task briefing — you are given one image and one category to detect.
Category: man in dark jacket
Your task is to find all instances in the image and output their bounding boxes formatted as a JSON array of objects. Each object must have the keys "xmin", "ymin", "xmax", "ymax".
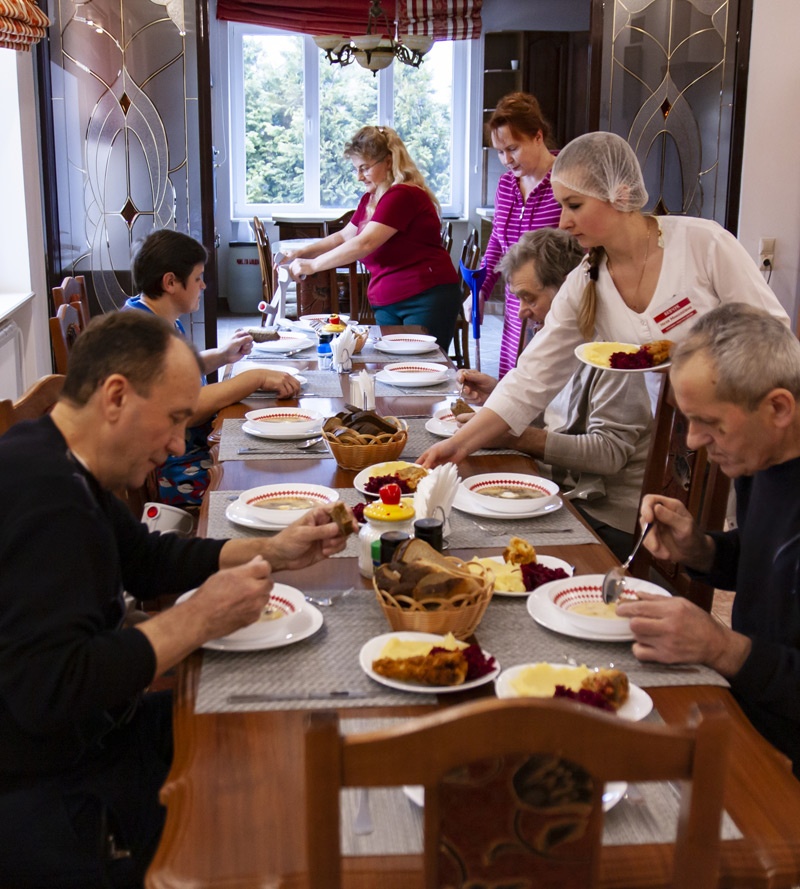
[{"xmin": 0, "ymin": 311, "xmax": 348, "ymax": 887}]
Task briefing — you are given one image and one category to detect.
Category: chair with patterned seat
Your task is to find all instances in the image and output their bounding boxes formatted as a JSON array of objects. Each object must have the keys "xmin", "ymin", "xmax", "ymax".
[{"xmin": 305, "ymin": 696, "xmax": 731, "ymax": 889}]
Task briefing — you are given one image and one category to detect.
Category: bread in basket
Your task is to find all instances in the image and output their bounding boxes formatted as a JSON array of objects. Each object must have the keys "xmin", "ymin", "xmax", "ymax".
[
  {"xmin": 373, "ymin": 538, "xmax": 495, "ymax": 639},
  {"xmin": 322, "ymin": 414, "xmax": 407, "ymax": 471}
]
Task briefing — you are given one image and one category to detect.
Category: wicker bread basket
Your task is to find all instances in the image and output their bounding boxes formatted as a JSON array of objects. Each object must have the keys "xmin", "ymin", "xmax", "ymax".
[
  {"xmin": 373, "ymin": 557, "xmax": 494, "ymax": 640},
  {"xmin": 323, "ymin": 417, "xmax": 407, "ymax": 471},
  {"xmin": 351, "ymin": 327, "xmax": 369, "ymax": 354}
]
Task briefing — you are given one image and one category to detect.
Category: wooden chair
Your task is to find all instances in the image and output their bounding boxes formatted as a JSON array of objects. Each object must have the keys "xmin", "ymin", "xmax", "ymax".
[
  {"xmin": 0, "ymin": 374, "xmax": 65, "ymax": 436},
  {"xmin": 305, "ymin": 697, "xmax": 731, "ymax": 889},
  {"xmin": 440, "ymin": 219, "xmax": 453, "ymax": 254},
  {"xmin": 324, "ymin": 210, "xmax": 360, "ymax": 316},
  {"xmin": 253, "ymin": 216, "xmax": 281, "ymax": 324},
  {"xmin": 49, "ymin": 302, "xmax": 83, "ymax": 374},
  {"xmin": 629, "ymin": 374, "xmax": 731, "ymax": 611},
  {"xmin": 450, "ymin": 239, "xmax": 480, "ymax": 369},
  {"xmin": 52, "ymin": 274, "xmax": 91, "ymax": 329},
  {"xmin": 350, "ymin": 260, "xmax": 374, "ymax": 325}
]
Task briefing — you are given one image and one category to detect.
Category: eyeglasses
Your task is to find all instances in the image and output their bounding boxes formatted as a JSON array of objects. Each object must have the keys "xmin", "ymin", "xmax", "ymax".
[{"xmin": 355, "ymin": 158, "xmax": 385, "ymax": 177}]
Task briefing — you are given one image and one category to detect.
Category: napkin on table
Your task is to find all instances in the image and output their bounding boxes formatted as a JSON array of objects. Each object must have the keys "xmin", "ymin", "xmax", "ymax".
[
  {"xmin": 332, "ymin": 326, "xmax": 357, "ymax": 371},
  {"xmin": 413, "ymin": 463, "xmax": 460, "ymax": 536},
  {"xmin": 350, "ymin": 369, "xmax": 375, "ymax": 410}
]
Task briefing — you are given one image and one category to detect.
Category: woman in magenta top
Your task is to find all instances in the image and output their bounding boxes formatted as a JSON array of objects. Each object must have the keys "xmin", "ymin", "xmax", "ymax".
[
  {"xmin": 287, "ymin": 126, "xmax": 460, "ymax": 350},
  {"xmin": 481, "ymin": 93, "xmax": 562, "ymax": 377}
]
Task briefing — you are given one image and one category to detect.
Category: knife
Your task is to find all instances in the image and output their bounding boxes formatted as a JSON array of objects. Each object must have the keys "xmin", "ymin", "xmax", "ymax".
[{"xmin": 227, "ymin": 691, "xmax": 373, "ymax": 703}]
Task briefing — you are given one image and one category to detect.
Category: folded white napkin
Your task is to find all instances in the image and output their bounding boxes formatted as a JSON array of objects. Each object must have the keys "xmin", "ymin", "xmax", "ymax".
[
  {"xmin": 350, "ymin": 369, "xmax": 375, "ymax": 410},
  {"xmin": 332, "ymin": 327, "xmax": 356, "ymax": 371},
  {"xmin": 414, "ymin": 463, "xmax": 460, "ymax": 536}
]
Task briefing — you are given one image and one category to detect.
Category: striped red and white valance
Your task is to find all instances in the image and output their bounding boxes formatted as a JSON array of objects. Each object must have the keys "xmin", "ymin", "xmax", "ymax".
[
  {"xmin": 216, "ymin": 0, "xmax": 482, "ymax": 43},
  {"xmin": 0, "ymin": 0, "xmax": 49, "ymax": 51}
]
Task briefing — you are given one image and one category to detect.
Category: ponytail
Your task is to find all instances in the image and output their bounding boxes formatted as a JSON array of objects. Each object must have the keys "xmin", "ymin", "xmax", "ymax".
[{"xmin": 578, "ymin": 247, "xmax": 605, "ymax": 340}]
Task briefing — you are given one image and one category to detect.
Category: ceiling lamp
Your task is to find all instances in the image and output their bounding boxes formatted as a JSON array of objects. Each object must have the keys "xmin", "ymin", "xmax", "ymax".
[{"xmin": 313, "ymin": 0, "xmax": 434, "ymax": 75}]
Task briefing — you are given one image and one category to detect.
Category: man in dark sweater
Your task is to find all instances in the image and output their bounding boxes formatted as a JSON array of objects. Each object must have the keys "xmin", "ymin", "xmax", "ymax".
[
  {"xmin": 0, "ymin": 312, "xmax": 349, "ymax": 887},
  {"xmin": 617, "ymin": 303, "xmax": 800, "ymax": 777}
]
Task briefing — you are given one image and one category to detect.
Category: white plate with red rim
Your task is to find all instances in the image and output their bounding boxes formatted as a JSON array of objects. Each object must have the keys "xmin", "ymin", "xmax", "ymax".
[
  {"xmin": 375, "ymin": 334, "xmax": 439, "ymax": 355},
  {"xmin": 494, "ymin": 662, "xmax": 653, "ymax": 721},
  {"xmin": 236, "ymin": 483, "xmax": 339, "ymax": 527},
  {"xmin": 424, "ymin": 404, "xmax": 481, "ymax": 438},
  {"xmin": 242, "ymin": 420, "xmax": 321, "ymax": 441},
  {"xmin": 252, "ymin": 332, "xmax": 315, "ymax": 353},
  {"xmin": 379, "ymin": 361, "xmax": 450, "ymax": 387},
  {"xmin": 461, "ymin": 473, "xmax": 560, "ymax": 515},
  {"xmin": 177, "ymin": 583, "xmax": 323, "ymax": 650},
  {"xmin": 452, "ymin": 485, "xmax": 563, "ymax": 521},
  {"xmin": 402, "ymin": 780, "xmax": 628, "ymax": 813},
  {"xmin": 226, "ymin": 499, "xmax": 292, "ymax": 531},
  {"xmin": 478, "ymin": 554, "xmax": 574, "ymax": 598},
  {"xmin": 574, "ymin": 342, "xmax": 672, "ymax": 374},
  {"xmin": 243, "ymin": 407, "xmax": 323, "ymax": 439},
  {"xmin": 527, "ymin": 575, "xmax": 671, "ymax": 642},
  {"xmin": 359, "ymin": 631, "xmax": 500, "ymax": 694}
]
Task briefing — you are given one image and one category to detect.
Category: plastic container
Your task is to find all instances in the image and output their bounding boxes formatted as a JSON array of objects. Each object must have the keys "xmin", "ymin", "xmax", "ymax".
[{"xmin": 358, "ymin": 485, "xmax": 415, "ymax": 577}]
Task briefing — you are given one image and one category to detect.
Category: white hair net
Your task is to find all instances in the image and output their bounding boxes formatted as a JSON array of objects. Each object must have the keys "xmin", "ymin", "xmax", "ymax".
[{"xmin": 551, "ymin": 132, "xmax": 648, "ymax": 212}]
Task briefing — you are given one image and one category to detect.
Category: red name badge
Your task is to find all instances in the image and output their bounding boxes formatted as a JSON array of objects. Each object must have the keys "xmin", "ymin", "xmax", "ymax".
[{"xmin": 653, "ymin": 296, "xmax": 697, "ymax": 334}]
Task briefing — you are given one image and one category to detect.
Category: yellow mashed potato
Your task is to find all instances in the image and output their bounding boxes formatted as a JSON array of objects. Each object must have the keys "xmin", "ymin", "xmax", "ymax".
[
  {"xmin": 471, "ymin": 557, "xmax": 526, "ymax": 593},
  {"xmin": 379, "ymin": 632, "xmax": 464, "ymax": 659},
  {"xmin": 510, "ymin": 663, "xmax": 591, "ymax": 697},
  {"xmin": 582, "ymin": 342, "xmax": 638, "ymax": 367}
]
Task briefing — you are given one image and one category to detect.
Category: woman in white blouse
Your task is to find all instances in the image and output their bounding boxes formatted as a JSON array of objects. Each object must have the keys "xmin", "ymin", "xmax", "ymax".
[{"xmin": 420, "ymin": 131, "xmax": 789, "ymax": 468}]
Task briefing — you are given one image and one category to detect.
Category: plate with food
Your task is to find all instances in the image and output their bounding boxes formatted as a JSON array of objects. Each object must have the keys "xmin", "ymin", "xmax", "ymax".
[
  {"xmin": 495, "ymin": 662, "xmax": 653, "ymax": 721},
  {"xmin": 236, "ymin": 483, "xmax": 339, "ymax": 528},
  {"xmin": 177, "ymin": 584, "xmax": 323, "ymax": 651},
  {"xmin": 252, "ymin": 331, "xmax": 316, "ymax": 353},
  {"xmin": 359, "ymin": 631, "xmax": 499, "ymax": 694},
  {"xmin": 574, "ymin": 340, "xmax": 673, "ymax": 373},
  {"xmin": 452, "ymin": 485, "xmax": 562, "ymax": 520},
  {"xmin": 374, "ymin": 334, "xmax": 439, "ymax": 355},
  {"xmin": 378, "ymin": 361, "xmax": 450, "ymax": 387},
  {"xmin": 471, "ymin": 539, "xmax": 573, "ymax": 597},
  {"xmin": 243, "ymin": 408, "xmax": 323, "ymax": 439},
  {"xmin": 353, "ymin": 460, "xmax": 429, "ymax": 496},
  {"xmin": 527, "ymin": 575, "xmax": 670, "ymax": 641},
  {"xmin": 298, "ymin": 313, "xmax": 350, "ymax": 329},
  {"xmin": 461, "ymin": 473, "xmax": 560, "ymax": 515},
  {"xmin": 424, "ymin": 402, "xmax": 479, "ymax": 438}
]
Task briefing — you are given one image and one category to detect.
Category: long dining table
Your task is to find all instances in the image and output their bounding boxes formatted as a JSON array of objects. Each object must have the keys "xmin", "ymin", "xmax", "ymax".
[{"xmin": 146, "ymin": 326, "xmax": 800, "ymax": 889}]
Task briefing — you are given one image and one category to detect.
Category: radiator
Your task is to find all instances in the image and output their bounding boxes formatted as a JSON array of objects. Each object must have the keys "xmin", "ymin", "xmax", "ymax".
[{"xmin": 0, "ymin": 319, "xmax": 24, "ymax": 400}]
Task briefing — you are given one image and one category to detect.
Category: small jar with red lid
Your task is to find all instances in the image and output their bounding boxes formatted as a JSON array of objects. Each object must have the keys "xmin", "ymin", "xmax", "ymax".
[{"xmin": 358, "ymin": 483, "xmax": 415, "ymax": 577}]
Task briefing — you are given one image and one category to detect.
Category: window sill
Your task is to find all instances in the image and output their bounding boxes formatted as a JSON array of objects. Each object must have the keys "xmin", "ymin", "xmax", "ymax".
[{"xmin": 0, "ymin": 291, "xmax": 34, "ymax": 323}]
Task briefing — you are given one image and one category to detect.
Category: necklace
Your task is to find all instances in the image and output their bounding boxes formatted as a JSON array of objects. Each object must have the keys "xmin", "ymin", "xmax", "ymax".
[{"xmin": 606, "ymin": 218, "xmax": 653, "ymax": 306}]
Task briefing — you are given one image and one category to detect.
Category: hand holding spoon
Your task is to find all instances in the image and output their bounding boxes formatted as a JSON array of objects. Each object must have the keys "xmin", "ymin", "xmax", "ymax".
[{"xmin": 601, "ymin": 522, "xmax": 653, "ymax": 604}]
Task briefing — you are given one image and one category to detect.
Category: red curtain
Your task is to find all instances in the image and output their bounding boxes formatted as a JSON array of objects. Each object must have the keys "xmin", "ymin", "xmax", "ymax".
[
  {"xmin": 0, "ymin": 0, "xmax": 49, "ymax": 51},
  {"xmin": 216, "ymin": 0, "xmax": 482, "ymax": 42}
]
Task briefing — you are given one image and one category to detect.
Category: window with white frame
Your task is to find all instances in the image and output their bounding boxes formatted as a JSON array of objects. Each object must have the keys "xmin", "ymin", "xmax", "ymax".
[{"xmin": 229, "ymin": 23, "xmax": 467, "ymax": 219}]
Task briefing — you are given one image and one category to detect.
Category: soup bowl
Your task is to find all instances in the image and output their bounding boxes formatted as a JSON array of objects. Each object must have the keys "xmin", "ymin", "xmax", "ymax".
[{"xmin": 461, "ymin": 473, "xmax": 559, "ymax": 515}]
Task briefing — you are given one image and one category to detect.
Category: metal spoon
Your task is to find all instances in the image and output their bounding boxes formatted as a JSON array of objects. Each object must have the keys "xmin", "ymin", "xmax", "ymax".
[
  {"xmin": 295, "ymin": 436, "xmax": 325, "ymax": 450},
  {"xmin": 601, "ymin": 521, "xmax": 653, "ymax": 604}
]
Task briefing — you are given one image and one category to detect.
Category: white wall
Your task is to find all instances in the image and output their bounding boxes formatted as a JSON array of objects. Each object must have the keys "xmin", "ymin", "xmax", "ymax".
[
  {"xmin": 0, "ymin": 49, "xmax": 52, "ymax": 385},
  {"xmin": 738, "ymin": 0, "xmax": 800, "ymax": 325}
]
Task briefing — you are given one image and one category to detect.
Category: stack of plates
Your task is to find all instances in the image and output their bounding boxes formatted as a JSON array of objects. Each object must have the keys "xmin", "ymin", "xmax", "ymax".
[{"xmin": 376, "ymin": 361, "xmax": 449, "ymax": 388}]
